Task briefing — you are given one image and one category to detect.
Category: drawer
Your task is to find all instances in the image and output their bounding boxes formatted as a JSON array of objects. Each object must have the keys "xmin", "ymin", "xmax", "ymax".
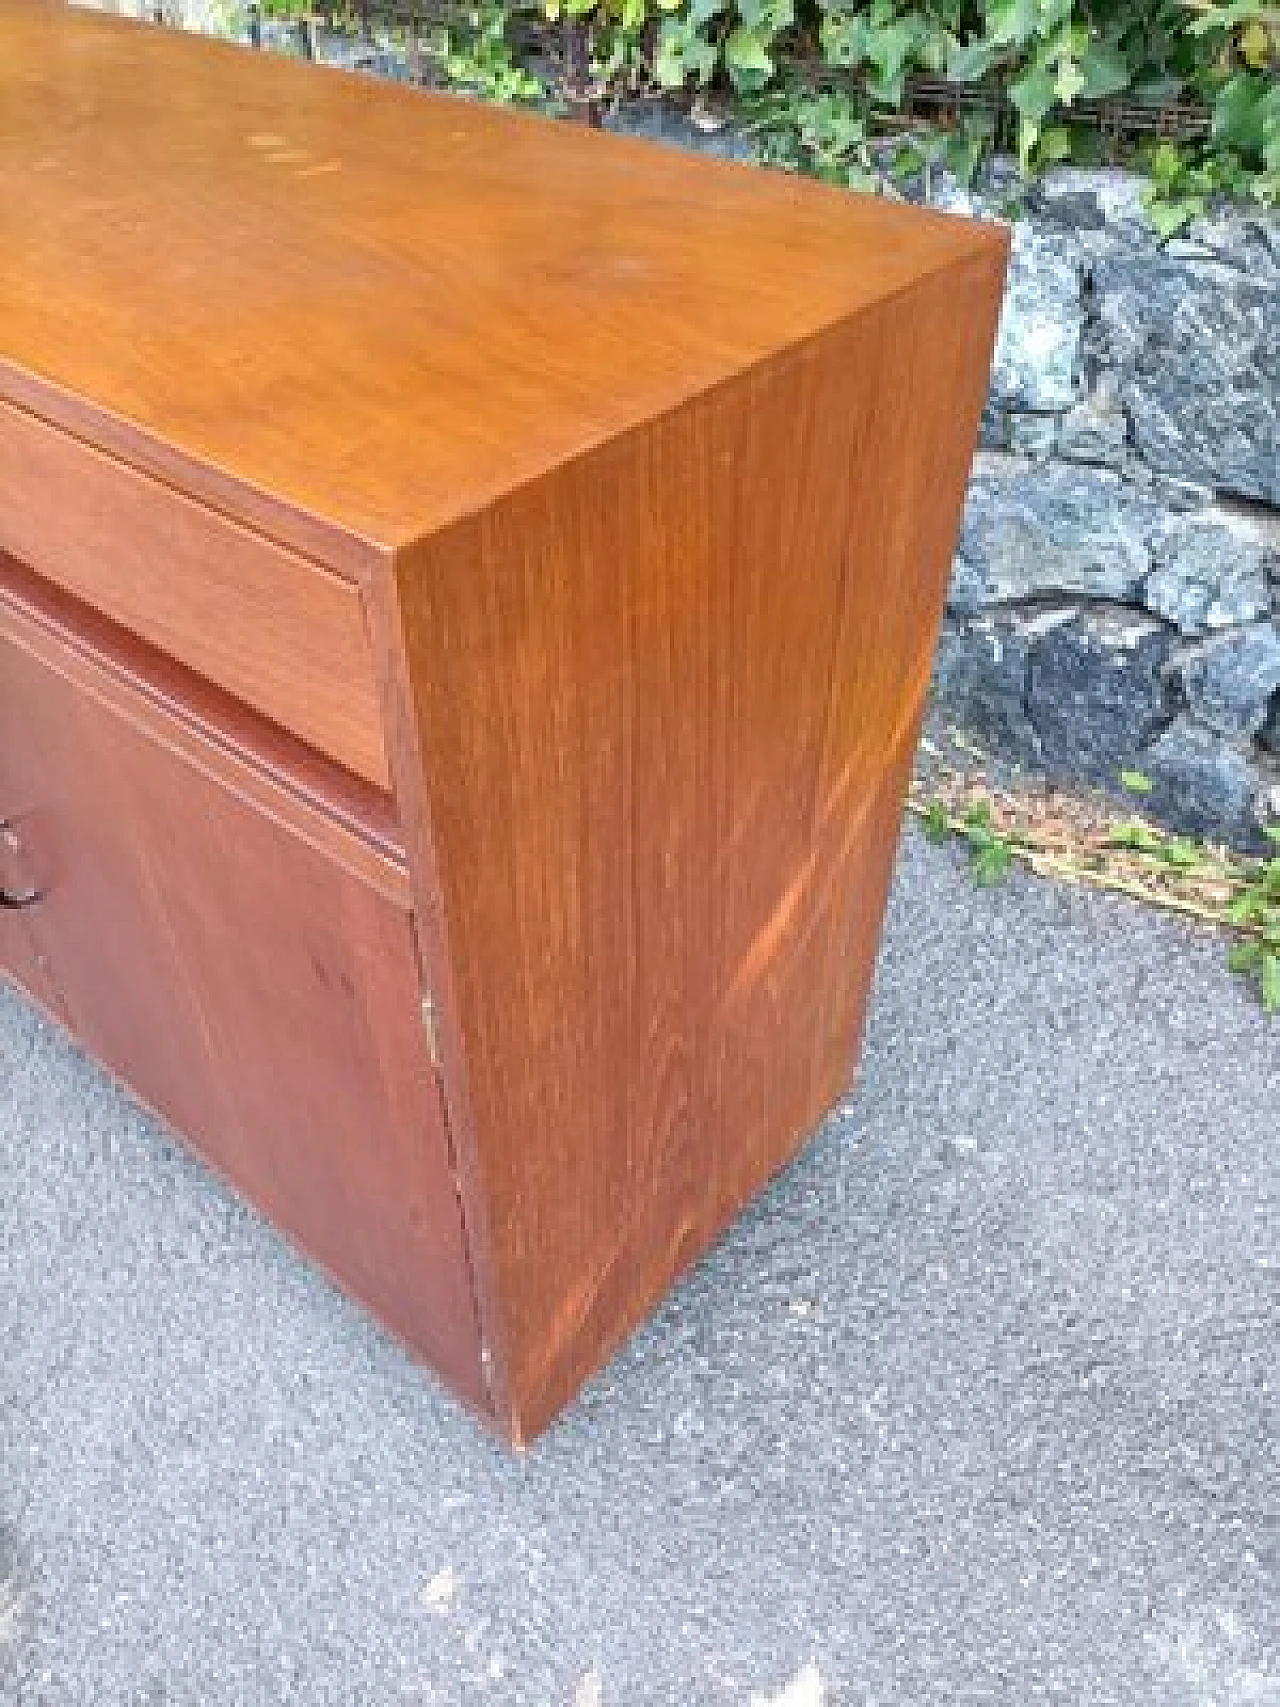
[
  {"xmin": 0, "ymin": 574, "xmax": 486, "ymax": 1413},
  {"xmin": 0, "ymin": 401, "xmax": 391, "ymax": 789}
]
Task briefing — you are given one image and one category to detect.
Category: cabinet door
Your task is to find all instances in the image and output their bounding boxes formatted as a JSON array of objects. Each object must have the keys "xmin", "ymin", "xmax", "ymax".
[
  {"xmin": 2, "ymin": 807, "xmax": 66, "ymax": 1021},
  {"xmin": 0, "ymin": 576, "xmax": 487, "ymax": 1416}
]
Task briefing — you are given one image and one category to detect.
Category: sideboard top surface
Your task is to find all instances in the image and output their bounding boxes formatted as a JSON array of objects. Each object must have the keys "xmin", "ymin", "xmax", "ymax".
[{"xmin": 1, "ymin": 2, "xmax": 1005, "ymax": 569}]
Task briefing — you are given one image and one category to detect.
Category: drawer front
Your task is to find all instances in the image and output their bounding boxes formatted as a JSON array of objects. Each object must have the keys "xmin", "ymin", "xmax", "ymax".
[
  {"xmin": 0, "ymin": 401, "xmax": 391, "ymax": 789},
  {"xmin": 0, "ymin": 586, "xmax": 485, "ymax": 1413}
]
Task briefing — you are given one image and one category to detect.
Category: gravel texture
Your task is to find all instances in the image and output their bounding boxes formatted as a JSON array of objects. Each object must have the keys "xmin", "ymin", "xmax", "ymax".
[{"xmin": 2, "ymin": 832, "xmax": 1277, "ymax": 1707}]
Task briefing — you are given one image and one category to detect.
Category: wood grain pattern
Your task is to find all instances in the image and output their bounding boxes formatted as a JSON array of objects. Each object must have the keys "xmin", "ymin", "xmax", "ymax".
[
  {"xmin": 2, "ymin": 4, "xmax": 1008, "ymax": 1440},
  {"xmin": 0, "ymin": 575, "xmax": 486, "ymax": 1415},
  {"xmin": 390, "ymin": 247, "xmax": 1007, "ymax": 1439},
  {"xmin": 0, "ymin": 552, "xmax": 408, "ymax": 895},
  {"xmin": 2, "ymin": 2, "xmax": 1001, "ymax": 558},
  {"xmin": 0, "ymin": 404, "xmax": 391, "ymax": 789}
]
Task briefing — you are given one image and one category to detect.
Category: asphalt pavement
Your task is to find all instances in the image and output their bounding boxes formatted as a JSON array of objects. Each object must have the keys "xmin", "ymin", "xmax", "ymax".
[{"xmin": 2, "ymin": 831, "xmax": 1276, "ymax": 1706}]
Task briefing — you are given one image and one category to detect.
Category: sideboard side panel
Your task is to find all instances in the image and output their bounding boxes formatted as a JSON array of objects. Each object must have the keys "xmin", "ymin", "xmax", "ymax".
[{"xmin": 393, "ymin": 245, "xmax": 1007, "ymax": 1438}]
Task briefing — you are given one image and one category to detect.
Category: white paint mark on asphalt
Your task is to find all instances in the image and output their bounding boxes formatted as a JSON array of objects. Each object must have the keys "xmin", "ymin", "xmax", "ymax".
[
  {"xmin": 0, "ymin": 1576, "xmax": 21, "ymax": 1649},
  {"xmin": 419, "ymin": 1567, "xmax": 459, "ymax": 1612},
  {"xmin": 573, "ymin": 1667, "xmax": 604, "ymax": 1706},
  {"xmin": 1148, "ymin": 1610, "xmax": 1278, "ymax": 1704},
  {"xmin": 750, "ymin": 1661, "xmax": 827, "ymax": 1707}
]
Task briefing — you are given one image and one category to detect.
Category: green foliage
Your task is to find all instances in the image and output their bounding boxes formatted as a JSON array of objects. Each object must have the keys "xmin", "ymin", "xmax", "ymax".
[
  {"xmin": 252, "ymin": 0, "xmax": 1278, "ymax": 211},
  {"xmin": 746, "ymin": 86, "xmax": 880, "ymax": 183},
  {"xmin": 249, "ymin": 0, "xmax": 314, "ymax": 18},
  {"xmin": 501, "ymin": 0, "xmax": 1278, "ymax": 214},
  {"xmin": 920, "ymin": 795, "xmax": 1019, "ymax": 885},
  {"xmin": 922, "ymin": 796, "xmax": 1279, "ymax": 1015},
  {"xmin": 1109, "ymin": 819, "xmax": 1166, "ymax": 851},
  {"xmin": 923, "ymin": 797, "xmax": 951, "ymax": 843},
  {"xmin": 437, "ymin": 3, "xmax": 545, "ymax": 101},
  {"xmin": 649, "ymin": 0, "xmax": 798, "ymax": 94},
  {"xmin": 961, "ymin": 800, "xmax": 1017, "ymax": 885},
  {"xmin": 1110, "ymin": 818, "xmax": 1280, "ymax": 1011},
  {"xmin": 1225, "ymin": 827, "xmax": 1280, "ymax": 1013}
]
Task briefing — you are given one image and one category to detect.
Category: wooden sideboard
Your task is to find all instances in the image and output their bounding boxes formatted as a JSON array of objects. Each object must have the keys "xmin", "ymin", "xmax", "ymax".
[{"xmin": 0, "ymin": 2, "xmax": 1007, "ymax": 1442}]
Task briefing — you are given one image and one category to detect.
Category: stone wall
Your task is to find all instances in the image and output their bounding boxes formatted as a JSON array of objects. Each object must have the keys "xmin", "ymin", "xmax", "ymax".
[{"xmin": 935, "ymin": 169, "xmax": 1279, "ymax": 849}]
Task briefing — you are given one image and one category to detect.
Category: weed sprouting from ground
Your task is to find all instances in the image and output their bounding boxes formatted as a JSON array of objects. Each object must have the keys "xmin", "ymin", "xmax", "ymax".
[{"xmin": 913, "ymin": 730, "xmax": 1280, "ymax": 1014}]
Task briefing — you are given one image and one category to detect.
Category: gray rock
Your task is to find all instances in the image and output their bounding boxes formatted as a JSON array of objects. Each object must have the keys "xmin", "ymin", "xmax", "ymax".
[
  {"xmin": 1032, "ymin": 184, "xmax": 1106, "ymax": 233},
  {"xmin": 1091, "ymin": 245, "xmax": 1280, "ymax": 504},
  {"xmin": 989, "ymin": 224, "xmax": 1083, "ymax": 412},
  {"xmin": 605, "ymin": 99, "xmax": 758, "ymax": 163},
  {"xmin": 1025, "ymin": 606, "xmax": 1173, "ymax": 782},
  {"xmin": 1179, "ymin": 621, "xmax": 1280, "ymax": 740},
  {"xmin": 1141, "ymin": 716, "xmax": 1264, "ymax": 844},
  {"xmin": 930, "ymin": 618, "xmax": 1045, "ymax": 763},
  {"xmin": 1006, "ymin": 411, "xmax": 1060, "ymax": 457},
  {"xmin": 978, "ymin": 403, "xmax": 1009, "ymax": 451},
  {"xmin": 954, "ymin": 455, "xmax": 1158, "ymax": 611},
  {"xmin": 1143, "ymin": 517, "xmax": 1276, "ymax": 633},
  {"xmin": 1177, "ymin": 208, "xmax": 1280, "ymax": 286},
  {"xmin": 931, "ymin": 169, "xmax": 1017, "ymax": 225},
  {"xmin": 930, "ymin": 164, "xmax": 1280, "ymax": 850},
  {"xmin": 314, "ymin": 32, "xmax": 415, "ymax": 80},
  {"xmin": 1260, "ymin": 691, "xmax": 1280, "ymax": 757},
  {"xmin": 1056, "ymin": 400, "xmax": 1129, "ymax": 468},
  {"xmin": 1039, "ymin": 166, "xmax": 1149, "ymax": 235}
]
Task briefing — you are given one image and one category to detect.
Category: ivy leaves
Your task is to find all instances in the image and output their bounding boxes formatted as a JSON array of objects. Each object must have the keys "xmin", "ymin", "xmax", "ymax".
[
  {"xmin": 1187, "ymin": 0, "xmax": 1280, "ymax": 202},
  {"xmin": 439, "ymin": 2, "xmax": 545, "ymax": 101},
  {"xmin": 654, "ymin": 0, "xmax": 792, "ymax": 91},
  {"xmin": 814, "ymin": 0, "xmax": 1130, "ymax": 166},
  {"xmin": 948, "ymin": 5, "xmax": 1133, "ymax": 167},
  {"xmin": 727, "ymin": 0, "xmax": 795, "ymax": 91},
  {"xmin": 821, "ymin": 1, "xmax": 941, "ymax": 107},
  {"xmin": 654, "ymin": 2, "xmax": 719, "ymax": 89},
  {"xmin": 435, "ymin": 0, "xmax": 1280, "ymax": 219}
]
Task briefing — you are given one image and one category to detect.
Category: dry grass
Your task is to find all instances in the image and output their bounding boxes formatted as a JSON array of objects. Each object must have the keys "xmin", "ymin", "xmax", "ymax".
[{"xmin": 911, "ymin": 728, "xmax": 1276, "ymax": 947}]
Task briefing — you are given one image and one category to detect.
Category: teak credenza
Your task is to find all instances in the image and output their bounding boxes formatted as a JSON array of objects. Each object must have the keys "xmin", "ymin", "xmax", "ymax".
[{"xmin": 1, "ymin": 2, "xmax": 1007, "ymax": 1442}]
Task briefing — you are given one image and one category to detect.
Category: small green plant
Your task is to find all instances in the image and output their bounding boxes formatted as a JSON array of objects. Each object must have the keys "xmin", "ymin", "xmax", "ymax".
[
  {"xmin": 961, "ymin": 799, "xmax": 1018, "ymax": 884},
  {"xmin": 923, "ymin": 797, "xmax": 950, "ymax": 843},
  {"xmin": 1110, "ymin": 819, "xmax": 1166, "ymax": 851},
  {"xmin": 1225, "ymin": 827, "xmax": 1280, "ymax": 1012},
  {"xmin": 920, "ymin": 795, "xmax": 1018, "ymax": 885},
  {"xmin": 1108, "ymin": 820, "xmax": 1279, "ymax": 1007},
  {"xmin": 914, "ymin": 762, "xmax": 1280, "ymax": 1014},
  {"xmin": 1114, "ymin": 822, "xmax": 1206, "ymax": 869}
]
